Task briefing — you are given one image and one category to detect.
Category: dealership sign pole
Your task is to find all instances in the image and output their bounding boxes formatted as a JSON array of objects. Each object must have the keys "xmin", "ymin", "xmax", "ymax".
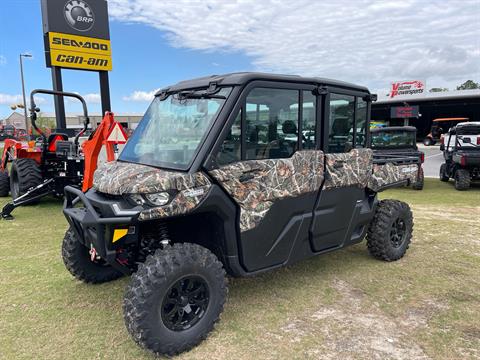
[{"xmin": 41, "ymin": 0, "xmax": 112, "ymax": 129}]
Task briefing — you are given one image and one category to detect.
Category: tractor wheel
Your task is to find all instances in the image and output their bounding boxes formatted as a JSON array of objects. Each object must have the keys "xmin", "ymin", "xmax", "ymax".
[
  {"xmin": 10, "ymin": 159, "xmax": 43, "ymax": 200},
  {"xmin": 454, "ymin": 169, "xmax": 470, "ymax": 191},
  {"xmin": 62, "ymin": 228, "xmax": 124, "ymax": 284},
  {"xmin": 366, "ymin": 199, "xmax": 413, "ymax": 261},
  {"xmin": 124, "ymin": 243, "xmax": 227, "ymax": 356},
  {"xmin": 411, "ymin": 167, "xmax": 424, "ymax": 190},
  {"xmin": 0, "ymin": 169, "xmax": 9, "ymax": 197},
  {"xmin": 439, "ymin": 163, "xmax": 449, "ymax": 182}
]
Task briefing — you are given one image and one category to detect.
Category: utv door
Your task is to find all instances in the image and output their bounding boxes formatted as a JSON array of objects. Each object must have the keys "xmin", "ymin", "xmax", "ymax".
[
  {"xmin": 309, "ymin": 92, "xmax": 374, "ymax": 252},
  {"xmin": 209, "ymin": 84, "xmax": 324, "ymax": 272}
]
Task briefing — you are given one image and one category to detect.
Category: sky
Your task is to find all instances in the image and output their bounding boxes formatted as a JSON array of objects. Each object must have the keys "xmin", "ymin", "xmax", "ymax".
[{"xmin": 0, "ymin": 0, "xmax": 479, "ymax": 119}]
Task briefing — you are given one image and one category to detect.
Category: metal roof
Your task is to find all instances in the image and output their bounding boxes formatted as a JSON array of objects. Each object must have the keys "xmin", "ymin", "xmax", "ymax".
[{"xmin": 160, "ymin": 72, "xmax": 370, "ymax": 93}]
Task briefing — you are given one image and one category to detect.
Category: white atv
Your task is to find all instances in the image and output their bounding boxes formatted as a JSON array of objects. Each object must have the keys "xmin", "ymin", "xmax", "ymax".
[{"xmin": 440, "ymin": 122, "xmax": 480, "ymax": 190}]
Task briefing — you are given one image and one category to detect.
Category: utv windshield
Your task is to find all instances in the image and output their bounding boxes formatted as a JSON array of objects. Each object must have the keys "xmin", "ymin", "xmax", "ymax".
[
  {"xmin": 119, "ymin": 87, "xmax": 232, "ymax": 170},
  {"xmin": 371, "ymin": 130, "xmax": 416, "ymax": 149}
]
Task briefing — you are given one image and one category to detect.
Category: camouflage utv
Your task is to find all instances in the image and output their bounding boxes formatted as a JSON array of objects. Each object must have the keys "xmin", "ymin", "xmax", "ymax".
[
  {"xmin": 62, "ymin": 73, "xmax": 416, "ymax": 356},
  {"xmin": 370, "ymin": 126, "xmax": 425, "ymax": 190}
]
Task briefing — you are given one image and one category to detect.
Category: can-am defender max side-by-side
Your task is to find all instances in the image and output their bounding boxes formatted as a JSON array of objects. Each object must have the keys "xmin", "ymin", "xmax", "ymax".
[
  {"xmin": 370, "ymin": 126, "xmax": 425, "ymax": 190},
  {"xmin": 439, "ymin": 121, "xmax": 480, "ymax": 190},
  {"xmin": 62, "ymin": 73, "xmax": 416, "ymax": 356}
]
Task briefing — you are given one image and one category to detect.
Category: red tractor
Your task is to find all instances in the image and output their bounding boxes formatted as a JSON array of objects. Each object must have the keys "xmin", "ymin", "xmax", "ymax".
[{"xmin": 0, "ymin": 89, "xmax": 124, "ymax": 219}]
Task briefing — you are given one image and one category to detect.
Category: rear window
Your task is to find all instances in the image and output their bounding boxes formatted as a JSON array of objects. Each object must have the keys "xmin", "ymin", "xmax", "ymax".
[
  {"xmin": 371, "ymin": 130, "xmax": 416, "ymax": 149},
  {"xmin": 456, "ymin": 125, "xmax": 480, "ymax": 136}
]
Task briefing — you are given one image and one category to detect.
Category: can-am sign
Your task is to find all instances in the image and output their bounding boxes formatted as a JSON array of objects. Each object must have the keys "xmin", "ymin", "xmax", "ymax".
[{"xmin": 389, "ymin": 80, "xmax": 425, "ymax": 98}]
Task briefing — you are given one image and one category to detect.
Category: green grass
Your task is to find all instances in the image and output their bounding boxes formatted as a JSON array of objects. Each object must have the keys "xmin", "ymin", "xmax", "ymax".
[{"xmin": 0, "ymin": 178, "xmax": 479, "ymax": 359}]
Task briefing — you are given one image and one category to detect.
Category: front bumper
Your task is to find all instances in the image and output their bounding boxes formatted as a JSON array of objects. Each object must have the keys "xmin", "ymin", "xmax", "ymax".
[{"xmin": 63, "ymin": 186, "xmax": 139, "ymax": 274}]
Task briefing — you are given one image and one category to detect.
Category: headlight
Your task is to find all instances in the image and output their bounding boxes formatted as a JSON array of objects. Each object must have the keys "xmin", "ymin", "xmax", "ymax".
[{"xmin": 144, "ymin": 192, "xmax": 170, "ymax": 206}]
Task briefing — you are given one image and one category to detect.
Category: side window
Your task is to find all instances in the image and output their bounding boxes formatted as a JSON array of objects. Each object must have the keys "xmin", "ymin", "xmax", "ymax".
[
  {"xmin": 328, "ymin": 93, "xmax": 354, "ymax": 153},
  {"xmin": 302, "ymin": 91, "xmax": 316, "ymax": 149},
  {"xmin": 216, "ymin": 110, "xmax": 241, "ymax": 165},
  {"xmin": 245, "ymin": 88, "xmax": 299, "ymax": 160},
  {"xmin": 355, "ymin": 98, "xmax": 367, "ymax": 147}
]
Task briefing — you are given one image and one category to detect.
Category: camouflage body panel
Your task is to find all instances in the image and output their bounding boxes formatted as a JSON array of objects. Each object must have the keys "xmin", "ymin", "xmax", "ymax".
[
  {"xmin": 323, "ymin": 149, "xmax": 373, "ymax": 189},
  {"xmin": 209, "ymin": 150, "xmax": 324, "ymax": 232},
  {"xmin": 368, "ymin": 163, "xmax": 420, "ymax": 192},
  {"xmin": 93, "ymin": 161, "xmax": 211, "ymax": 194},
  {"xmin": 138, "ymin": 185, "xmax": 211, "ymax": 221},
  {"xmin": 93, "ymin": 161, "xmax": 211, "ymax": 221}
]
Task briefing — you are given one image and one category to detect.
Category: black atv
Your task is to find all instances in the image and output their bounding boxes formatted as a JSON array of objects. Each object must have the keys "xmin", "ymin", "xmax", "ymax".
[
  {"xmin": 370, "ymin": 126, "xmax": 425, "ymax": 190},
  {"xmin": 62, "ymin": 73, "xmax": 417, "ymax": 356},
  {"xmin": 439, "ymin": 122, "xmax": 480, "ymax": 190}
]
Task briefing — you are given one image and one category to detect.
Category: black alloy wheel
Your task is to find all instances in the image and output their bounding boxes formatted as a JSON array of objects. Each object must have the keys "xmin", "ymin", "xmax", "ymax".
[
  {"xmin": 161, "ymin": 275, "xmax": 210, "ymax": 331},
  {"xmin": 390, "ymin": 218, "xmax": 406, "ymax": 248}
]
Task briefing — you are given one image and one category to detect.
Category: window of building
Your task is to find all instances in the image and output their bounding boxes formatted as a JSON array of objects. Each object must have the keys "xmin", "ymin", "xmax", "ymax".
[
  {"xmin": 245, "ymin": 88, "xmax": 299, "ymax": 160},
  {"xmin": 302, "ymin": 91, "xmax": 316, "ymax": 149},
  {"xmin": 216, "ymin": 109, "xmax": 241, "ymax": 165},
  {"xmin": 328, "ymin": 93, "xmax": 355, "ymax": 153},
  {"xmin": 355, "ymin": 97, "xmax": 367, "ymax": 147}
]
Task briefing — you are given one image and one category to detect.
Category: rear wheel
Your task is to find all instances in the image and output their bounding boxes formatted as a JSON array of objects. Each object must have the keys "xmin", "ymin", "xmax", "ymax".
[
  {"xmin": 454, "ymin": 169, "xmax": 470, "ymax": 191},
  {"xmin": 124, "ymin": 243, "xmax": 227, "ymax": 356},
  {"xmin": 10, "ymin": 159, "xmax": 43, "ymax": 200},
  {"xmin": 62, "ymin": 228, "xmax": 124, "ymax": 284},
  {"xmin": 0, "ymin": 170, "xmax": 9, "ymax": 197},
  {"xmin": 439, "ymin": 163, "xmax": 449, "ymax": 182},
  {"xmin": 366, "ymin": 199, "xmax": 413, "ymax": 261},
  {"xmin": 411, "ymin": 167, "xmax": 424, "ymax": 190}
]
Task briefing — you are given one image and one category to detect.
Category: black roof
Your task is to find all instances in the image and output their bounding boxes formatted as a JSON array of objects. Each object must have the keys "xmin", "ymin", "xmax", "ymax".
[
  {"xmin": 158, "ymin": 72, "xmax": 369, "ymax": 94},
  {"xmin": 370, "ymin": 126, "xmax": 417, "ymax": 133}
]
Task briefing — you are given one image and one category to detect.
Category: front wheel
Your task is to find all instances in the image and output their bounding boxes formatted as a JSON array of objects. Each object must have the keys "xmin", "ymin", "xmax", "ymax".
[
  {"xmin": 454, "ymin": 169, "xmax": 470, "ymax": 190},
  {"xmin": 61, "ymin": 228, "xmax": 124, "ymax": 284},
  {"xmin": 366, "ymin": 200, "xmax": 413, "ymax": 261},
  {"xmin": 10, "ymin": 158, "xmax": 43, "ymax": 200},
  {"xmin": 123, "ymin": 243, "xmax": 227, "ymax": 356}
]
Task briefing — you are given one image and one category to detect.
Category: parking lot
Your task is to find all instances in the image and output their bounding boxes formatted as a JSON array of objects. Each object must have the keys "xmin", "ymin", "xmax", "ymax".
[{"xmin": 418, "ymin": 144, "xmax": 443, "ymax": 178}]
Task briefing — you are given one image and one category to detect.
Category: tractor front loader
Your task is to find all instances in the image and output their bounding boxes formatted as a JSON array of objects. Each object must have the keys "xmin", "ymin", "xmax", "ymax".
[{"xmin": 0, "ymin": 89, "xmax": 120, "ymax": 219}]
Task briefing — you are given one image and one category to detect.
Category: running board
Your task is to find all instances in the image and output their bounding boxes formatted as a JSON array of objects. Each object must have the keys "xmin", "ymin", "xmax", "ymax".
[{"xmin": 1, "ymin": 178, "xmax": 54, "ymax": 220}]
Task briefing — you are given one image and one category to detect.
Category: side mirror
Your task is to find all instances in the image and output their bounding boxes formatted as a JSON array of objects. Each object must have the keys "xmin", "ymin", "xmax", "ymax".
[{"xmin": 439, "ymin": 144, "xmax": 445, "ymax": 151}]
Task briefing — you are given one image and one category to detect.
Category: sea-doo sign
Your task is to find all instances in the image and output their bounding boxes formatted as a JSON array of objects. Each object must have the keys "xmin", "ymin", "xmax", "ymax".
[
  {"xmin": 41, "ymin": 0, "xmax": 111, "ymax": 71},
  {"xmin": 389, "ymin": 80, "xmax": 425, "ymax": 99}
]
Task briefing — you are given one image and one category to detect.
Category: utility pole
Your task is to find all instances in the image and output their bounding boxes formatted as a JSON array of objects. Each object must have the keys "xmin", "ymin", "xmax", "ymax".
[{"xmin": 19, "ymin": 53, "xmax": 32, "ymax": 135}]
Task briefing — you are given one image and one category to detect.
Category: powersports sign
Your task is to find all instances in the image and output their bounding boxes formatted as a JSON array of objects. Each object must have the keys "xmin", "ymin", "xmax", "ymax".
[
  {"xmin": 41, "ymin": 0, "xmax": 112, "ymax": 71},
  {"xmin": 389, "ymin": 80, "xmax": 425, "ymax": 99}
]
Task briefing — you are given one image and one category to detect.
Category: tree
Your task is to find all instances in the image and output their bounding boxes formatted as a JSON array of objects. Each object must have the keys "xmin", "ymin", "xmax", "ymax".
[
  {"xmin": 456, "ymin": 80, "xmax": 479, "ymax": 90},
  {"xmin": 429, "ymin": 87, "xmax": 449, "ymax": 93},
  {"xmin": 31, "ymin": 113, "xmax": 56, "ymax": 136}
]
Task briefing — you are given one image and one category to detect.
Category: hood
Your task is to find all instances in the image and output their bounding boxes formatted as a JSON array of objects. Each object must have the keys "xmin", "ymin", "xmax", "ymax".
[{"xmin": 93, "ymin": 161, "xmax": 211, "ymax": 195}]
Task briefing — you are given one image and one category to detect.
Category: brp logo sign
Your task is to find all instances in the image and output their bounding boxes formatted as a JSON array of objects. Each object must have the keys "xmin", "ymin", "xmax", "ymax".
[{"xmin": 64, "ymin": 0, "xmax": 95, "ymax": 32}]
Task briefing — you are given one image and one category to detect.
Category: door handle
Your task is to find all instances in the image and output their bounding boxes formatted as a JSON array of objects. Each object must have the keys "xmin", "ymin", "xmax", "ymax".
[{"xmin": 239, "ymin": 173, "xmax": 255, "ymax": 182}]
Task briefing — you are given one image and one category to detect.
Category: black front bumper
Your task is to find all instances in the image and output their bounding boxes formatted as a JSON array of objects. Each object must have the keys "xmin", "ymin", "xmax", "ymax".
[{"xmin": 63, "ymin": 186, "xmax": 138, "ymax": 274}]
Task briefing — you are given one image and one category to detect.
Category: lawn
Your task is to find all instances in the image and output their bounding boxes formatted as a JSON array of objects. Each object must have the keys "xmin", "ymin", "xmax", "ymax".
[{"xmin": 0, "ymin": 179, "xmax": 479, "ymax": 359}]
